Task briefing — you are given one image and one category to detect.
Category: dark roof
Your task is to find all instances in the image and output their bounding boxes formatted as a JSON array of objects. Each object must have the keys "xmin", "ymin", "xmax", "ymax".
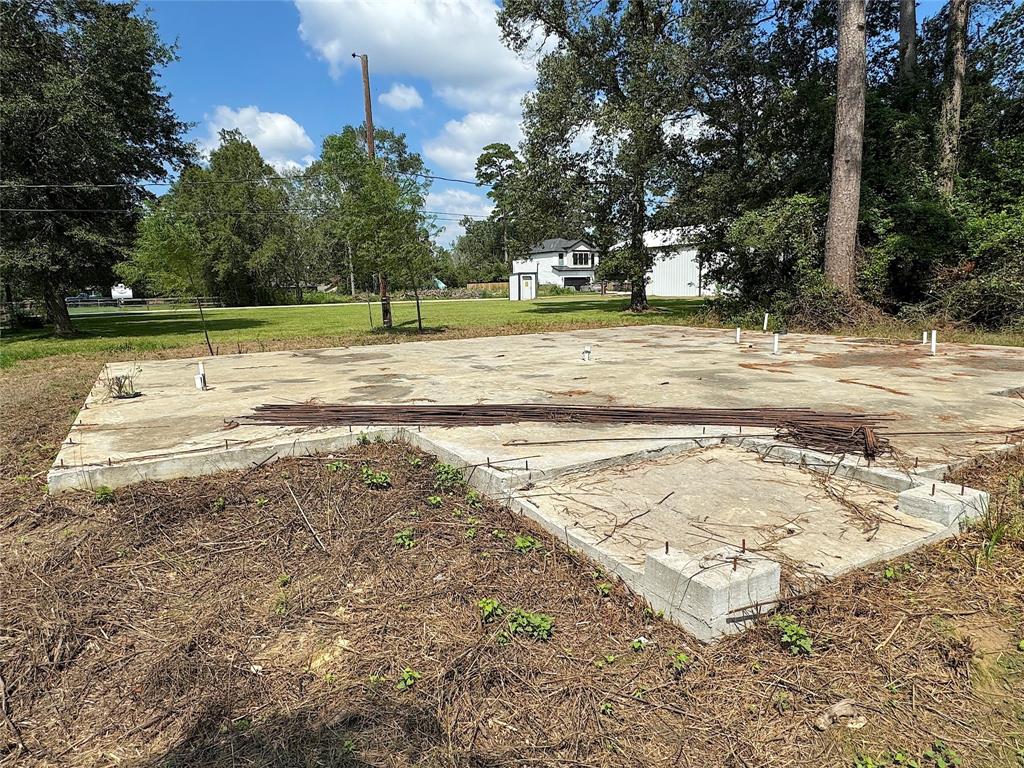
[{"xmin": 529, "ymin": 238, "xmax": 594, "ymax": 255}]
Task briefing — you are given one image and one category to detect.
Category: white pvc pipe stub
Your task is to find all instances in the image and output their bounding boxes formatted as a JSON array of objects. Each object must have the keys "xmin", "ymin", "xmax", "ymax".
[
  {"xmin": 930, "ymin": 330, "xmax": 937, "ymax": 356},
  {"xmin": 772, "ymin": 333, "xmax": 780, "ymax": 355},
  {"xmin": 735, "ymin": 327, "xmax": 741, "ymax": 344}
]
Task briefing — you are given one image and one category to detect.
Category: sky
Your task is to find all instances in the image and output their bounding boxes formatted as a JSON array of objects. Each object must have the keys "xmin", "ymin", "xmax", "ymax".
[{"xmin": 145, "ymin": 0, "xmax": 538, "ymax": 245}]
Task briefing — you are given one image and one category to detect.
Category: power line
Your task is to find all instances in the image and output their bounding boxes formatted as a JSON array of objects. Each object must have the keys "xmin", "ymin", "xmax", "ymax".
[
  {"xmin": 0, "ymin": 206, "xmax": 489, "ymax": 219},
  {"xmin": 0, "ymin": 169, "xmax": 484, "ymax": 189}
]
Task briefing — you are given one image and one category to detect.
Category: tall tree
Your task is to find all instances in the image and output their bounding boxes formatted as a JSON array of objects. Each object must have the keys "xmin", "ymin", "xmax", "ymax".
[
  {"xmin": 499, "ymin": 0, "xmax": 694, "ymax": 311},
  {"xmin": 121, "ymin": 131, "xmax": 293, "ymax": 304},
  {"xmin": 0, "ymin": 0, "xmax": 190, "ymax": 335},
  {"xmin": 823, "ymin": 0, "xmax": 868, "ymax": 295},
  {"xmin": 938, "ymin": 0, "xmax": 971, "ymax": 196},
  {"xmin": 898, "ymin": 0, "xmax": 918, "ymax": 81}
]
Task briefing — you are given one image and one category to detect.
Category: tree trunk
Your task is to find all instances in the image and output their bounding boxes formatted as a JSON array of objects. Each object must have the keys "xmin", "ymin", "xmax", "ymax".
[
  {"xmin": 823, "ymin": 0, "xmax": 867, "ymax": 295},
  {"xmin": 628, "ymin": 173, "xmax": 649, "ymax": 312},
  {"xmin": 41, "ymin": 280, "xmax": 75, "ymax": 336},
  {"xmin": 898, "ymin": 0, "xmax": 917, "ymax": 82},
  {"xmin": 379, "ymin": 272, "xmax": 393, "ymax": 329},
  {"xmin": 938, "ymin": 0, "xmax": 969, "ymax": 197},
  {"xmin": 629, "ymin": 276, "xmax": 648, "ymax": 311}
]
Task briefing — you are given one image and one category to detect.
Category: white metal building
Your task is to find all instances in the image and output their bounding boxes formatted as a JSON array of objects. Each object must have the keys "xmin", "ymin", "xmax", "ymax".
[{"xmin": 612, "ymin": 228, "xmax": 712, "ymax": 297}]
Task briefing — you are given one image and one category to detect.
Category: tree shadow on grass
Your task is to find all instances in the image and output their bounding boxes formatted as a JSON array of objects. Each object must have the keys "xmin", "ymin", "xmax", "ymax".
[
  {"xmin": 3, "ymin": 315, "xmax": 272, "ymax": 343},
  {"xmin": 137, "ymin": 702, "xmax": 508, "ymax": 768},
  {"xmin": 522, "ymin": 297, "xmax": 703, "ymax": 316}
]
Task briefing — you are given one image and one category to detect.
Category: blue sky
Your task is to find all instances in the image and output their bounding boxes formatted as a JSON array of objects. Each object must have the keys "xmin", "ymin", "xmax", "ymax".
[{"xmin": 146, "ymin": 0, "xmax": 534, "ymax": 243}]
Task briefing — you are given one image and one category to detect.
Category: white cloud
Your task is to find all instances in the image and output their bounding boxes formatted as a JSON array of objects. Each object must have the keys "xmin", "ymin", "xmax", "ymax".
[
  {"xmin": 200, "ymin": 105, "xmax": 315, "ymax": 172},
  {"xmin": 424, "ymin": 111, "xmax": 523, "ymax": 180},
  {"xmin": 380, "ymin": 83, "xmax": 424, "ymax": 111},
  {"xmin": 295, "ymin": 0, "xmax": 535, "ymax": 108},
  {"xmin": 425, "ymin": 187, "xmax": 494, "ymax": 246}
]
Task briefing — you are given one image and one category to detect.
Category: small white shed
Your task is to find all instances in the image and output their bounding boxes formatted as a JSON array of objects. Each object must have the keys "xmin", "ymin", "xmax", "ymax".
[{"xmin": 508, "ymin": 272, "xmax": 537, "ymax": 301}]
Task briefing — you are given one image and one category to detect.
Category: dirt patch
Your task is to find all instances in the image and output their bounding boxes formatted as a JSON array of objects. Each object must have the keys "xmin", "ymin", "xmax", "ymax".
[{"xmin": 810, "ymin": 348, "xmax": 925, "ymax": 369}]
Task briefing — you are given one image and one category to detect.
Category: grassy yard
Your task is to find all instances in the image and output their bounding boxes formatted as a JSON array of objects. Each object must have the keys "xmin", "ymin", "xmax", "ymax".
[
  {"xmin": 0, "ymin": 295, "xmax": 706, "ymax": 367},
  {"xmin": 3, "ymin": 294, "xmax": 1022, "ymax": 368}
]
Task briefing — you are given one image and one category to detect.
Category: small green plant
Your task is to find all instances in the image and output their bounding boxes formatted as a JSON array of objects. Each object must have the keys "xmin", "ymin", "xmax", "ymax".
[
  {"xmin": 368, "ymin": 673, "xmax": 387, "ymax": 687},
  {"xmin": 395, "ymin": 667, "xmax": 421, "ymax": 691},
  {"xmin": 630, "ymin": 636, "xmax": 648, "ymax": 652},
  {"xmin": 211, "ymin": 496, "xmax": 226, "ymax": 511},
  {"xmin": 465, "ymin": 489, "xmax": 483, "ymax": 509},
  {"xmin": 464, "ymin": 526, "xmax": 477, "ymax": 539},
  {"xmin": 360, "ymin": 465, "xmax": 391, "ymax": 489},
  {"xmin": 433, "ymin": 463, "xmax": 464, "ymax": 491},
  {"xmin": 357, "ymin": 432, "xmax": 371, "ymax": 446},
  {"xmin": 1017, "ymin": 638, "xmax": 1024, "ymax": 652},
  {"xmin": 506, "ymin": 608, "xmax": 555, "ymax": 641},
  {"xmin": 325, "ymin": 460, "xmax": 348, "ymax": 472},
  {"xmin": 271, "ymin": 592, "xmax": 289, "ymax": 616},
  {"xmin": 491, "ymin": 529, "xmax": 507, "ymax": 539},
  {"xmin": 477, "ymin": 597, "xmax": 504, "ymax": 623},
  {"xmin": 599, "ymin": 701, "xmax": 614, "ymax": 716},
  {"xmin": 276, "ymin": 573, "xmax": 291, "ymax": 588},
  {"xmin": 670, "ymin": 651, "xmax": 693, "ymax": 676},
  {"xmin": 594, "ymin": 653, "xmax": 617, "ymax": 668},
  {"xmin": 595, "ymin": 582, "xmax": 612, "ymax": 597},
  {"xmin": 426, "ymin": 494, "xmax": 442, "ymax": 508},
  {"xmin": 93, "ymin": 486, "xmax": 115, "ymax": 504},
  {"xmin": 631, "ymin": 686, "xmax": 647, "ymax": 700},
  {"xmin": 883, "ymin": 562, "xmax": 913, "ymax": 582},
  {"xmin": 373, "ymin": 433, "xmax": 387, "ymax": 444},
  {"xmin": 772, "ymin": 690, "xmax": 792, "ymax": 713},
  {"xmin": 323, "ymin": 671, "xmax": 337, "ymax": 685},
  {"xmin": 772, "ymin": 615, "xmax": 813, "ymax": 655},
  {"xmin": 513, "ymin": 533, "xmax": 541, "ymax": 553},
  {"xmin": 255, "ymin": 496, "xmax": 268, "ymax": 507},
  {"xmin": 394, "ymin": 528, "xmax": 416, "ymax": 549},
  {"xmin": 922, "ymin": 741, "xmax": 961, "ymax": 768},
  {"xmin": 408, "ymin": 456, "xmax": 423, "ymax": 468}
]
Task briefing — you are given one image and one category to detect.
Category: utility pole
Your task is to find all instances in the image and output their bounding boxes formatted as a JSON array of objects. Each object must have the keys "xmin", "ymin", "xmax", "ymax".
[{"xmin": 352, "ymin": 52, "xmax": 392, "ymax": 328}]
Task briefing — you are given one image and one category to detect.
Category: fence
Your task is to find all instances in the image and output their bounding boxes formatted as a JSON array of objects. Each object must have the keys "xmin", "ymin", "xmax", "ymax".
[{"xmin": 465, "ymin": 281, "xmax": 509, "ymax": 293}]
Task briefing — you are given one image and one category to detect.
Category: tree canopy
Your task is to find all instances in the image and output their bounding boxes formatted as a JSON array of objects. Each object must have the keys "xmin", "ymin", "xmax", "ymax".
[{"xmin": 0, "ymin": 0, "xmax": 191, "ymax": 334}]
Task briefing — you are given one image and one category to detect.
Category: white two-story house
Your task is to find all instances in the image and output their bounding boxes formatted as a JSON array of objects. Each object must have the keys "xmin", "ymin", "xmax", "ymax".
[{"xmin": 511, "ymin": 238, "xmax": 599, "ymax": 291}]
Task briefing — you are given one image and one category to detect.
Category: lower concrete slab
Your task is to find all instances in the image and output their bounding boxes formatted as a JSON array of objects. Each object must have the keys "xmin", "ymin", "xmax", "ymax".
[{"xmin": 45, "ymin": 326, "xmax": 1016, "ymax": 640}]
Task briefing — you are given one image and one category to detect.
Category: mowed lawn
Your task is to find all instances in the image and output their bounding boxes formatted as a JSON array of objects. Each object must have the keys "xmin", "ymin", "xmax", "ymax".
[{"xmin": 0, "ymin": 295, "xmax": 706, "ymax": 366}]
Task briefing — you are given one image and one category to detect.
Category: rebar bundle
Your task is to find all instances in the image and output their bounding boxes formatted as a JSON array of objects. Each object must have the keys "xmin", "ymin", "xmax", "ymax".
[{"xmin": 240, "ymin": 404, "xmax": 893, "ymax": 458}]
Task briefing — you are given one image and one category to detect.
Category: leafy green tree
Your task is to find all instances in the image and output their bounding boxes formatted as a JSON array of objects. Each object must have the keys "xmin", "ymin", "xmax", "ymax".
[
  {"xmin": 122, "ymin": 131, "xmax": 293, "ymax": 305},
  {"xmin": 499, "ymin": 0, "xmax": 697, "ymax": 310},
  {"xmin": 0, "ymin": 0, "xmax": 190, "ymax": 335}
]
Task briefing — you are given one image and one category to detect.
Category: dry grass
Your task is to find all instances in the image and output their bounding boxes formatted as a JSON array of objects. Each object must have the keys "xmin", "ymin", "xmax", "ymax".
[{"xmin": 1, "ymin": 359, "xmax": 1023, "ymax": 767}]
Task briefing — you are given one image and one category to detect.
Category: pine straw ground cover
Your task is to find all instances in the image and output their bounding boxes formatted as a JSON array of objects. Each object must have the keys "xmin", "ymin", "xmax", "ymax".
[{"xmin": 0, "ymin": 361, "xmax": 1022, "ymax": 767}]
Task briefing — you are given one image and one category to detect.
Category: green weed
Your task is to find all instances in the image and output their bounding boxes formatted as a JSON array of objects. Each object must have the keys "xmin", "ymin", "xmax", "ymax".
[
  {"xmin": 360, "ymin": 465, "xmax": 391, "ymax": 489},
  {"xmin": 670, "ymin": 651, "xmax": 693, "ymax": 676},
  {"xmin": 772, "ymin": 614, "xmax": 814, "ymax": 655},
  {"xmin": 477, "ymin": 597, "xmax": 504, "ymax": 623},
  {"xmin": 93, "ymin": 486, "xmax": 115, "ymax": 504},
  {"xmin": 395, "ymin": 667, "xmax": 421, "ymax": 691},
  {"xmin": 433, "ymin": 463, "xmax": 464, "ymax": 491},
  {"xmin": 513, "ymin": 533, "xmax": 541, "ymax": 553},
  {"xmin": 394, "ymin": 528, "xmax": 416, "ymax": 549},
  {"xmin": 506, "ymin": 608, "xmax": 555, "ymax": 641},
  {"xmin": 426, "ymin": 494, "xmax": 442, "ymax": 508},
  {"xmin": 465, "ymin": 489, "xmax": 483, "ymax": 509}
]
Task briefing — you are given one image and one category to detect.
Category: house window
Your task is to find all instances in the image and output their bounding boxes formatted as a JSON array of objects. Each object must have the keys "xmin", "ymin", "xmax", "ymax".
[
  {"xmin": 558, "ymin": 252, "xmax": 565, "ymax": 264},
  {"xmin": 572, "ymin": 252, "xmax": 590, "ymax": 266}
]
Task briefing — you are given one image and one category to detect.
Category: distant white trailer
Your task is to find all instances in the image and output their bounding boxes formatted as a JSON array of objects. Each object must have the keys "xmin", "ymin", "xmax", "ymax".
[{"xmin": 508, "ymin": 272, "xmax": 537, "ymax": 301}]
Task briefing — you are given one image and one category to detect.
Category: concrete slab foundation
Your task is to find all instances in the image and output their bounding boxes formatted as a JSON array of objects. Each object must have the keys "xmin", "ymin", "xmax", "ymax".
[{"xmin": 47, "ymin": 326, "xmax": 1020, "ymax": 640}]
